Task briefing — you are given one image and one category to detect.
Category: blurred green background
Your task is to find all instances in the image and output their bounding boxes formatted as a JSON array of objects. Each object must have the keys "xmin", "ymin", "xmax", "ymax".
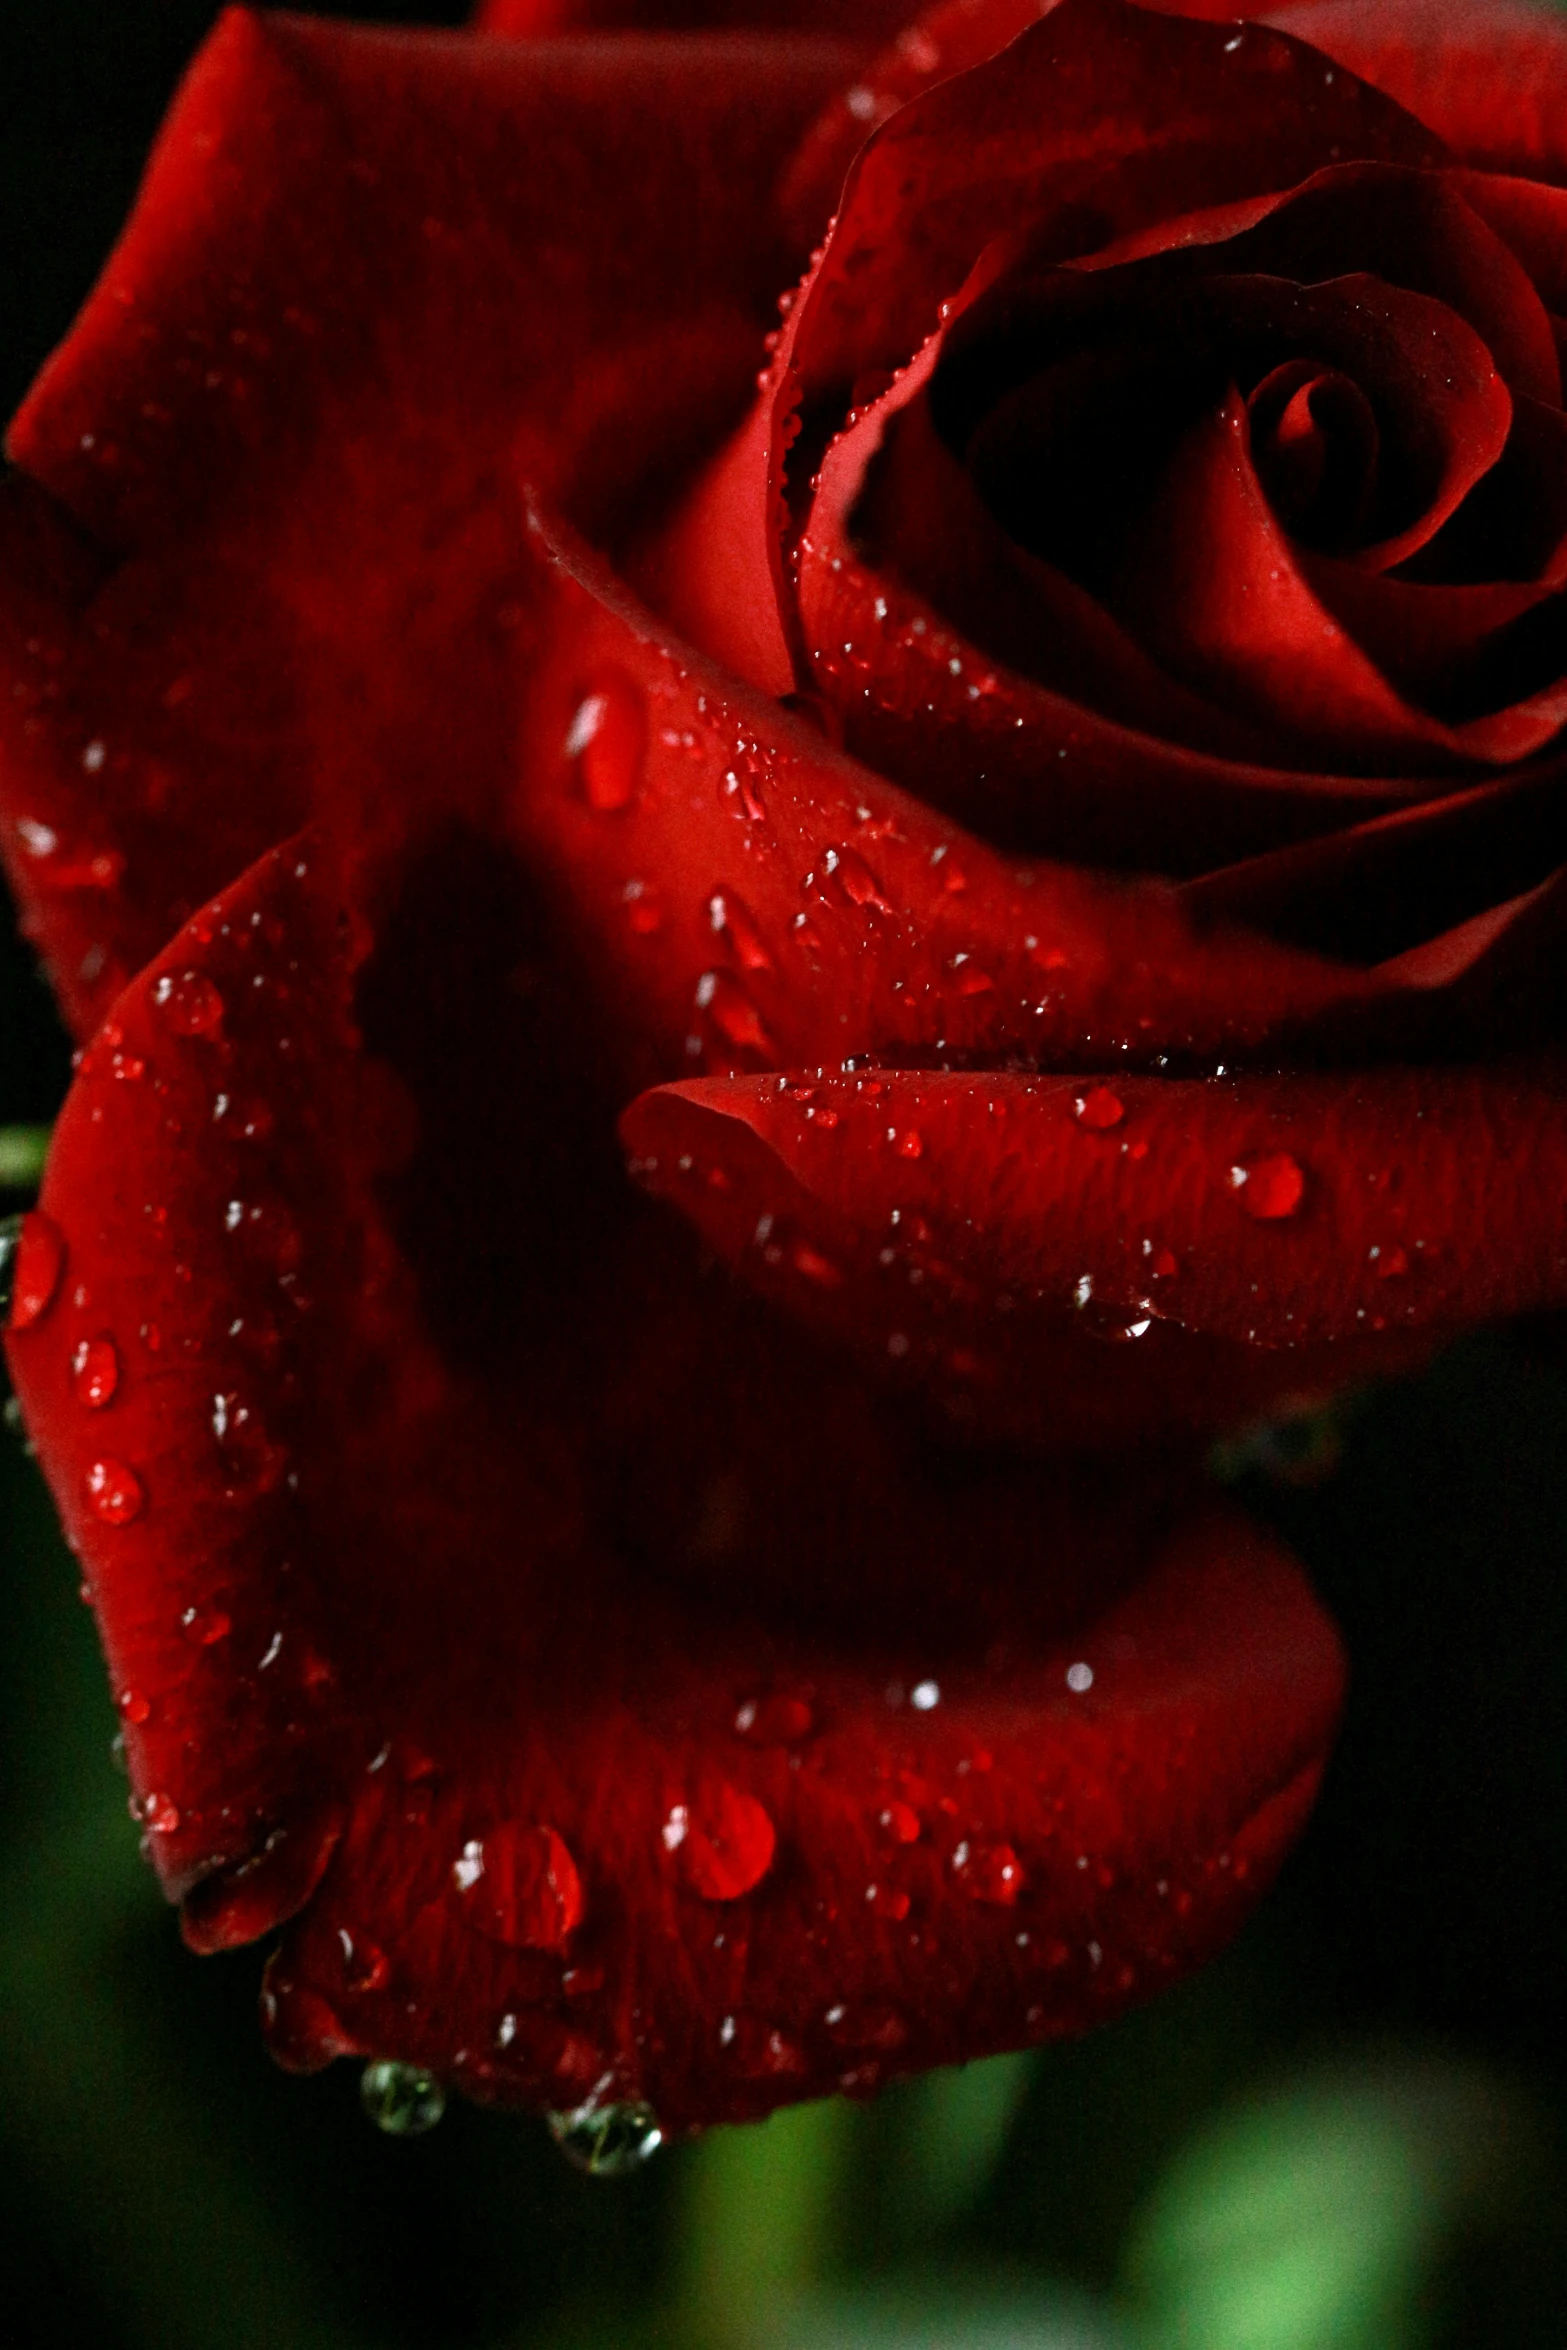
[{"xmin": 4, "ymin": 7, "xmax": 1567, "ymax": 2345}]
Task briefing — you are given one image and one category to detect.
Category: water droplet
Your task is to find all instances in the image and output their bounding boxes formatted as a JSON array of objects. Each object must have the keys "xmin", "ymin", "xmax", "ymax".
[
  {"xmin": 1066, "ymin": 1660, "xmax": 1094, "ymax": 1693},
  {"xmin": 69, "ymin": 1333, "xmax": 120, "ymax": 1409},
  {"xmin": 360, "ymin": 2058, "xmax": 446, "ymax": 2136},
  {"xmin": 1073, "ymin": 1086, "xmax": 1124, "ymax": 1131},
  {"xmin": 547, "ymin": 2097, "xmax": 664, "ymax": 2178},
  {"xmin": 182, "ymin": 1605, "xmax": 232, "ymax": 1646},
  {"xmin": 621, "ymin": 877, "xmax": 665, "ymax": 936},
  {"xmin": 720, "ymin": 2013, "xmax": 808, "ymax": 2079},
  {"xmin": 566, "ymin": 670, "xmax": 644, "ymax": 812},
  {"xmin": 143, "ymin": 1792, "xmax": 181, "ymax": 1835},
  {"xmin": 211, "ymin": 1392, "xmax": 288, "ymax": 1498},
  {"xmin": 85, "ymin": 1457, "xmax": 145, "ymax": 1524},
  {"xmin": 952, "ymin": 1840, "xmax": 1025, "ymax": 1904},
  {"xmin": 820, "ymin": 845, "xmax": 893, "ymax": 913},
  {"xmin": 340, "ymin": 1931, "xmax": 392, "ymax": 1993},
  {"xmin": 879, "ymin": 1799, "xmax": 922, "ymax": 1844},
  {"xmin": 152, "ymin": 967, "xmax": 225, "ymax": 1037},
  {"xmin": 452, "ymin": 1821, "xmax": 584, "ymax": 1950},
  {"xmin": 117, "ymin": 1687, "xmax": 150, "ymax": 1724},
  {"xmin": 910, "ymin": 1678, "xmax": 941, "ymax": 1711},
  {"xmin": 708, "ymin": 888, "xmax": 774, "ymax": 973},
  {"xmin": 1228, "ymin": 1151, "xmax": 1305, "ymax": 1219},
  {"xmin": 1371, "ymin": 1243, "xmax": 1409, "ymax": 1279},
  {"xmin": 894, "ymin": 1129, "xmax": 924, "ymax": 1160},
  {"xmin": 866, "ymin": 1882, "xmax": 911, "ymax": 1920},
  {"xmin": 2, "ymin": 1210, "xmax": 65, "ymax": 1328},
  {"xmin": 824, "ymin": 1999, "xmax": 907, "ymax": 2052},
  {"xmin": 694, "ymin": 968, "xmax": 778, "ymax": 1060},
  {"xmin": 734, "ymin": 1692, "xmax": 814, "ymax": 1746},
  {"xmin": 1150, "ymin": 1247, "xmax": 1179, "ymax": 1279},
  {"xmin": 661, "ymin": 1784, "xmax": 775, "ymax": 1899}
]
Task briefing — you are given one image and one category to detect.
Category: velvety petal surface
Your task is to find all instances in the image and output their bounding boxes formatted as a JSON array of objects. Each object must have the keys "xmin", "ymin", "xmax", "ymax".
[
  {"xmin": 4, "ymin": 833, "xmax": 1346, "ymax": 2128},
  {"xmin": 624, "ymin": 1064, "xmax": 1567, "ymax": 1361},
  {"xmin": 0, "ymin": 8, "xmax": 856, "ymax": 1035}
]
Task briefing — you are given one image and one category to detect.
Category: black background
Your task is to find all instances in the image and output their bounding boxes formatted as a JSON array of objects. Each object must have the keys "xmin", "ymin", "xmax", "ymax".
[{"xmin": 3, "ymin": 9, "xmax": 1567, "ymax": 2347}]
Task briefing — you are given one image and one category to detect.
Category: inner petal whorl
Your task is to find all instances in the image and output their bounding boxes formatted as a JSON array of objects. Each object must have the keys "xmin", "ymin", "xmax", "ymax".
[{"xmin": 1248, "ymin": 360, "xmax": 1381, "ymax": 549}]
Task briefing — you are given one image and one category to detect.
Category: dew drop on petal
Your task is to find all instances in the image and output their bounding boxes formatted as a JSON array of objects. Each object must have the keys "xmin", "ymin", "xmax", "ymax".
[
  {"xmin": 85, "ymin": 1457, "xmax": 145, "ymax": 1524},
  {"xmin": 566, "ymin": 669, "xmax": 644, "ymax": 813},
  {"xmin": 734, "ymin": 1692, "xmax": 814, "ymax": 1746},
  {"xmin": 360, "ymin": 2059, "xmax": 446, "ymax": 2137},
  {"xmin": 952, "ymin": 1839, "xmax": 1026, "ymax": 1904},
  {"xmin": 547, "ymin": 2098, "xmax": 664, "ymax": 2178},
  {"xmin": 72, "ymin": 1335, "xmax": 120, "ymax": 1409},
  {"xmin": 1073, "ymin": 1086, "xmax": 1124, "ymax": 1131},
  {"xmin": 152, "ymin": 968, "xmax": 225, "ymax": 1037},
  {"xmin": 182, "ymin": 1606, "xmax": 232, "ymax": 1647},
  {"xmin": 2, "ymin": 1210, "xmax": 65, "ymax": 1329},
  {"xmin": 879, "ymin": 1799, "xmax": 922, "ymax": 1845},
  {"xmin": 453, "ymin": 1822, "xmax": 584, "ymax": 1951},
  {"xmin": 1372, "ymin": 1243, "xmax": 1409, "ymax": 1279},
  {"xmin": 1229, "ymin": 1151, "xmax": 1305, "ymax": 1219},
  {"xmin": 708, "ymin": 888, "xmax": 774, "ymax": 974},
  {"xmin": 662, "ymin": 1784, "xmax": 775, "ymax": 1900},
  {"xmin": 695, "ymin": 968, "xmax": 778, "ymax": 1059}
]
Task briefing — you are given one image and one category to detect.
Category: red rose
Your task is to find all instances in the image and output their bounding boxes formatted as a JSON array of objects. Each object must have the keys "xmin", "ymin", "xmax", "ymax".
[{"xmin": 3, "ymin": 0, "xmax": 1564, "ymax": 2143}]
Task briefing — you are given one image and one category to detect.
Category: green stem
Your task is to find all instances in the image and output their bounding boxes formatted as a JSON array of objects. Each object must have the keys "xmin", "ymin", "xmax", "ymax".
[
  {"xmin": 0, "ymin": 1124, "xmax": 51, "ymax": 1189},
  {"xmin": 679, "ymin": 2097, "xmax": 856, "ymax": 2349}
]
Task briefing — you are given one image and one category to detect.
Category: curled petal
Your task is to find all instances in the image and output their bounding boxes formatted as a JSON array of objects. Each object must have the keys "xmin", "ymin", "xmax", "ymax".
[
  {"xmin": 5, "ymin": 833, "xmax": 1345, "ymax": 2125},
  {"xmin": 624, "ymin": 1064, "xmax": 1567, "ymax": 1361}
]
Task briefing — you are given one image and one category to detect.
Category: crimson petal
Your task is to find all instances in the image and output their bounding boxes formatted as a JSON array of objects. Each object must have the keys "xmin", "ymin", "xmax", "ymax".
[
  {"xmin": 624, "ymin": 1064, "xmax": 1567, "ymax": 1357},
  {"xmin": 4, "ymin": 833, "xmax": 1345, "ymax": 2127},
  {"xmin": 0, "ymin": 8, "xmax": 855, "ymax": 1036}
]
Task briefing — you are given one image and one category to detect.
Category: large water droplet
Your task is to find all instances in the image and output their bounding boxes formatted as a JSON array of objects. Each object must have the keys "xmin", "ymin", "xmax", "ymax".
[
  {"xmin": 661, "ymin": 1784, "xmax": 776, "ymax": 1900},
  {"xmin": 152, "ymin": 967, "xmax": 224, "ymax": 1037},
  {"xmin": 566, "ymin": 670, "xmax": 644, "ymax": 812},
  {"xmin": 73, "ymin": 1335, "xmax": 120, "ymax": 1409},
  {"xmin": 708, "ymin": 888, "xmax": 774, "ymax": 973},
  {"xmin": 85, "ymin": 1457, "xmax": 145, "ymax": 1525},
  {"xmin": 547, "ymin": 2097, "xmax": 664, "ymax": 2178},
  {"xmin": 360, "ymin": 2058, "xmax": 446, "ymax": 2136},
  {"xmin": 819, "ymin": 845, "xmax": 892, "ymax": 913},
  {"xmin": 1073, "ymin": 1086, "xmax": 1124, "ymax": 1132},
  {"xmin": 2, "ymin": 1209, "xmax": 65, "ymax": 1329},
  {"xmin": 694, "ymin": 968, "xmax": 778, "ymax": 1060},
  {"xmin": 733, "ymin": 1692, "xmax": 813, "ymax": 1746},
  {"xmin": 1228, "ymin": 1151, "xmax": 1305, "ymax": 1219},
  {"xmin": 452, "ymin": 1821, "xmax": 584, "ymax": 1951},
  {"xmin": 952, "ymin": 1839, "xmax": 1026, "ymax": 1904}
]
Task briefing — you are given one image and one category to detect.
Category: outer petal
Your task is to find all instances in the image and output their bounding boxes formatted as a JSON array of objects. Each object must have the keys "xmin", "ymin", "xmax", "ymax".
[
  {"xmin": 623, "ymin": 1065, "xmax": 1567, "ymax": 1363},
  {"xmin": 476, "ymin": 0, "xmax": 913, "ymax": 35},
  {"xmin": 512, "ymin": 503, "xmax": 1425, "ymax": 1082},
  {"xmin": 655, "ymin": 0, "xmax": 1445, "ymax": 704},
  {"xmin": 0, "ymin": 8, "xmax": 856, "ymax": 1036},
  {"xmin": 5, "ymin": 832, "xmax": 1346, "ymax": 2127},
  {"xmin": 1260, "ymin": 0, "xmax": 1567, "ymax": 181},
  {"xmin": 782, "ymin": 0, "xmax": 1567, "ymax": 235}
]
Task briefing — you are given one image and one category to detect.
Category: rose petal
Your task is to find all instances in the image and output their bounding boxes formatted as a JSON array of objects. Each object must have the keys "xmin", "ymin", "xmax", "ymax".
[
  {"xmin": 515, "ymin": 500, "xmax": 1405, "ymax": 1076},
  {"xmin": 0, "ymin": 9, "xmax": 855, "ymax": 1035},
  {"xmin": 623, "ymin": 1063, "xmax": 1567, "ymax": 1357},
  {"xmin": 4, "ymin": 826, "xmax": 1346, "ymax": 2125},
  {"xmin": 1261, "ymin": 0, "xmax": 1567, "ymax": 180},
  {"xmin": 654, "ymin": 0, "xmax": 1443, "ymax": 706}
]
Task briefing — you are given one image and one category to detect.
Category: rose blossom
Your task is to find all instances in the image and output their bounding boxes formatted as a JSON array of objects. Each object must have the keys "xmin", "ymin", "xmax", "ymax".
[{"xmin": 2, "ymin": 0, "xmax": 1564, "ymax": 2139}]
